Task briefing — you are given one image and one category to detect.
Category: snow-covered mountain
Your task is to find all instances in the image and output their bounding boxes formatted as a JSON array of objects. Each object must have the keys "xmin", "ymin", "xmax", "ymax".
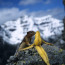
[{"xmin": 0, "ymin": 15, "xmax": 63, "ymax": 44}]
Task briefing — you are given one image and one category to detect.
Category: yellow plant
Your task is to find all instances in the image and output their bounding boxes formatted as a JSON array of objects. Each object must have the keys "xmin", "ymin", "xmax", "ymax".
[{"xmin": 19, "ymin": 31, "xmax": 53, "ymax": 65}]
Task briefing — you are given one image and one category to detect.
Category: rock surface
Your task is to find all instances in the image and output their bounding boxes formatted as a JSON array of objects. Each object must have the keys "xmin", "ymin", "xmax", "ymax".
[{"xmin": 6, "ymin": 44, "xmax": 65, "ymax": 65}]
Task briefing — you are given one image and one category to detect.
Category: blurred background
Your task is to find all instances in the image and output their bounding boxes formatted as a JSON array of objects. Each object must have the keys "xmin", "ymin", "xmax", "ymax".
[{"xmin": 0, "ymin": 0, "xmax": 65, "ymax": 65}]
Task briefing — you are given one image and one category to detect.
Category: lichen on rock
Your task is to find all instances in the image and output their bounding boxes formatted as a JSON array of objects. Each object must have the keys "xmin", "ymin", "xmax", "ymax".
[{"xmin": 6, "ymin": 44, "xmax": 65, "ymax": 65}]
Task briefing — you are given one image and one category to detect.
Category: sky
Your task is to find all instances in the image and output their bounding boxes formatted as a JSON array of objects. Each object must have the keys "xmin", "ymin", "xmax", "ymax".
[{"xmin": 0, "ymin": 0, "xmax": 64, "ymax": 25}]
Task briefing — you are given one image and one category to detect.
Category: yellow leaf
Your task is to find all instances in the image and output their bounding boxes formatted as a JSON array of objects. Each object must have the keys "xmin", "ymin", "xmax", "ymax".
[{"xmin": 35, "ymin": 46, "xmax": 50, "ymax": 65}]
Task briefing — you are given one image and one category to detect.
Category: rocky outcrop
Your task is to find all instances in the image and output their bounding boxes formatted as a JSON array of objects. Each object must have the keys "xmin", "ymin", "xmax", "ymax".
[
  {"xmin": 6, "ymin": 44, "xmax": 65, "ymax": 65},
  {"xmin": 62, "ymin": 17, "xmax": 65, "ymax": 41}
]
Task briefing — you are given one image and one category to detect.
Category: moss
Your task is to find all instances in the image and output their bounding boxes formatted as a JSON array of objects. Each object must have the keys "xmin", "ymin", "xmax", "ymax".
[
  {"xmin": 62, "ymin": 64, "xmax": 65, "ymax": 65},
  {"xmin": 59, "ymin": 49, "xmax": 63, "ymax": 53}
]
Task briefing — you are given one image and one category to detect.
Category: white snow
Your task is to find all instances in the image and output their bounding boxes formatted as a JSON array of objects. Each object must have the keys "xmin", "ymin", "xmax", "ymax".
[{"xmin": 1, "ymin": 15, "xmax": 64, "ymax": 44}]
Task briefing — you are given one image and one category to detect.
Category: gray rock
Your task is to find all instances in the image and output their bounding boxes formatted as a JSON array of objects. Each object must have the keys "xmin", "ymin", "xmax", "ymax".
[{"xmin": 6, "ymin": 44, "xmax": 65, "ymax": 65}]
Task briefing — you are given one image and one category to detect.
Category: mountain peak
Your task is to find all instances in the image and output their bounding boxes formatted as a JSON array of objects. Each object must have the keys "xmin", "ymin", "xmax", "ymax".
[{"xmin": 0, "ymin": 15, "xmax": 63, "ymax": 44}]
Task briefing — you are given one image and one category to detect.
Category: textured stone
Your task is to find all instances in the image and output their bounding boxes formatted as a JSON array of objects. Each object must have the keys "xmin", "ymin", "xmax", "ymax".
[{"xmin": 6, "ymin": 44, "xmax": 65, "ymax": 65}]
